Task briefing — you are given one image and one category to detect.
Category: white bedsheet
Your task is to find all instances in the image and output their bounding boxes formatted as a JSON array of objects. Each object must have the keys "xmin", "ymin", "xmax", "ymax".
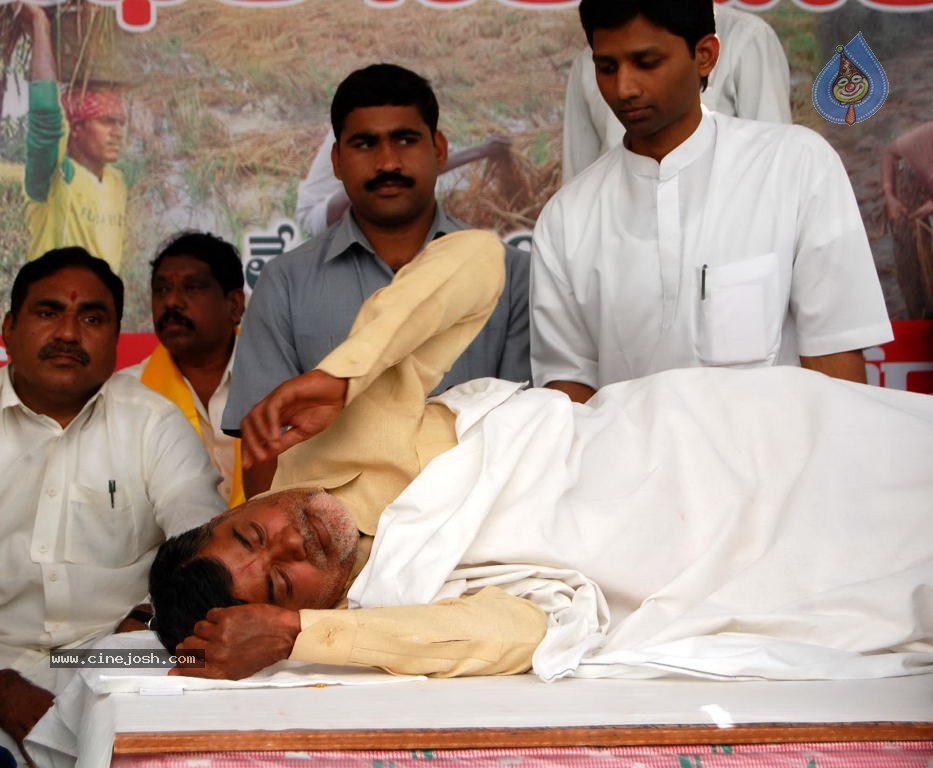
[
  {"xmin": 350, "ymin": 368, "xmax": 933, "ymax": 682},
  {"xmin": 26, "ymin": 630, "xmax": 421, "ymax": 767}
]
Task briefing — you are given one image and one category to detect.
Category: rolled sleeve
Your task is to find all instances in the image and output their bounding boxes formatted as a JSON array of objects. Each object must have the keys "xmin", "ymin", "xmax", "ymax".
[{"xmin": 291, "ymin": 587, "xmax": 546, "ymax": 677}]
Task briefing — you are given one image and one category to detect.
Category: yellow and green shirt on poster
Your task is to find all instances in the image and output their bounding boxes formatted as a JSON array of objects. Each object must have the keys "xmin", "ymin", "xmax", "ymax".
[{"xmin": 24, "ymin": 81, "xmax": 126, "ymax": 273}]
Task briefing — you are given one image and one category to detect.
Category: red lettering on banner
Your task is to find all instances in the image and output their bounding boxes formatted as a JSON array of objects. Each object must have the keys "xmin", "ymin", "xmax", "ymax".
[
  {"xmin": 864, "ymin": 321, "xmax": 933, "ymax": 394},
  {"xmin": 74, "ymin": 0, "xmax": 933, "ymax": 32},
  {"xmin": 92, "ymin": 0, "xmax": 176, "ymax": 31},
  {"xmin": 363, "ymin": 0, "xmax": 578, "ymax": 5},
  {"xmin": 721, "ymin": 0, "xmax": 932, "ymax": 7}
]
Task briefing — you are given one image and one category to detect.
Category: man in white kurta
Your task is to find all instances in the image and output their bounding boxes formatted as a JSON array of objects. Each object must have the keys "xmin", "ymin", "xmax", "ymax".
[
  {"xmin": 0, "ymin": 370, "xmax": 226, "ymax": 685},
  {"xmin": 533, "ymin": 0, "xmax": 892, "ymax": 397},
  {"xmin": 563, "ymin": 4, "xmax": 792, "ymax": 181},
  {"xmin": 535, "ymin": 111, "xmax": 893, "ymax": 388},
  {"xmin": 0, "ymin": 248, "xmax": 225, "ymax": 761}
]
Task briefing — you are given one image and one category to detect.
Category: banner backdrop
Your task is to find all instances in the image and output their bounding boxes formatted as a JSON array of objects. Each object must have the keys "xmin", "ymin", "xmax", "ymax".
[{"xmin": 0, "ymin": 0, "xmax": 931, "ymax": 371}]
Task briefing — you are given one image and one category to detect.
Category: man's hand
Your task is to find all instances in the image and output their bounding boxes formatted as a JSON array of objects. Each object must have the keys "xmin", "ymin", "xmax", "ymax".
[
  {"xmin": 170, "ymin": 604, "xmax": 301, "ymax": 680},
  {"xmin": 910, "ymin": 198, "xmax": 933, "ymax": 222},
  {"xmin": 884, "ymin": 190, "xmax": 909, "ymax": 224},
  {"xmin": 15, "ymin": 1, "xmax": 48, "ymax": 33},
  {"xmin": 240, "ymin": 369, "xmax": 348, "ymax": 467},
  {"xmin": 114, "ymin": 604, "xmax": 153, "ymax": 634},
  {"xmin": 545, "ymin": 380, "xmax": 596, "ymax": 404},
  {"xmin": 0, "ymin": 669, "xmax": 54, "ymax": 765}
]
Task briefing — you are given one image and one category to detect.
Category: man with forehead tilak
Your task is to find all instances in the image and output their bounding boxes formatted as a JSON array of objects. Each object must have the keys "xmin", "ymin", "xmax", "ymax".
[
  {"xmin": 0, "ymin": 249, "xmax": 224, "ymax": 763},
  {"xmin": 151, "ymin": 228, "xmax": 933, "ymax": 684}
]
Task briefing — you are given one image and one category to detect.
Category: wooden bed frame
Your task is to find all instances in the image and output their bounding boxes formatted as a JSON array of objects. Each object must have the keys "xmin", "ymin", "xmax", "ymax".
[
  {"xmin": 114, "ymin": 721, "xmax": 933, "ymax": 755},
  {"xmin": 97, "ymin": 674, "xmax": 933, "ymax": 760}
]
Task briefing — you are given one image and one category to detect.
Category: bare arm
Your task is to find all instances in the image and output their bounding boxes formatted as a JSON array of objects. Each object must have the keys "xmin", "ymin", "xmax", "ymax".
[
  {"xmin": 113, "ymin": 603, "xmax": 153, "ymax": 633},
  {"xmin": 20, "ymin": 3, "xmax": 56, "ymax": 82},
  {"xmin": 800, "ymin": 349, "xmax": 867, "ymax": 384},
  {"xmin": 882, "ymin": 141, "xmax": 908, "ymax": 224},
  {"xmin": 0, "ymin": 668, "xmax": 53, "ymax": 766},
  {"xmin": 545, "ymin": 380, "xmax": 597, "ymax": 404}
]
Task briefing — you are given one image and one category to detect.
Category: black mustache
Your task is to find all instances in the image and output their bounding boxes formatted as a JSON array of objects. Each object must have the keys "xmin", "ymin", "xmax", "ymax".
[
  {"xmin": 364, "ymin": 172, "xmax": 415, "ymax": 192},
  {"xmin": 38, "ymin": 342, "xmax": 90, "ymax": 365},
  {"xmin": 156, "ymin": 309, "xmax": 196, "ymax": 332}
]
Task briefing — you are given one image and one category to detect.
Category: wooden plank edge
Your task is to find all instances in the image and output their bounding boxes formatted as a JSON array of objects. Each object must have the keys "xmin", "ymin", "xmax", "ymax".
[{"xmin": 114, "ymin": 722, "xmax": 933, "ymax": 755}]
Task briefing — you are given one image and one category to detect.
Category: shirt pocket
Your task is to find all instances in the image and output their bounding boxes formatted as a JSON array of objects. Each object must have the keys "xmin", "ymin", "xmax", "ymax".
[
  {"xmin": 64, "ymin": 483, "xmax": 140, "ymax": 568},
  {"xmin": 695, "ymin": 252, "xmax": 783, "ymax": 367}
]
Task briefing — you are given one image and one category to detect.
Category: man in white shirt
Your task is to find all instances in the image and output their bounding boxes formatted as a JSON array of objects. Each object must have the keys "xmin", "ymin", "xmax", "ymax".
[
  {"xmin": 531, "ymin": 0, "xmax": 893, "ymax": 403},
  {"xmin": 125, "ymin": 232, "xmax": 246, "ymax": 506},
  {"xmin": 562, "ymin": 4, "xmax": 792, "ymax": 181},
  {"xmin": 0, "ymin": 248, "xmax": 225, "ymax": 762}
]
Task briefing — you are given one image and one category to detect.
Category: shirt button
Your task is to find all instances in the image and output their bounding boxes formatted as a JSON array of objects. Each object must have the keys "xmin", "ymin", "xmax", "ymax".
[
  {"xmin": 39, "ymin": 545, "xmax": 48, "ymax": 553},
  {"xmin": 49, "ymin": 573, "xmax": 58, "ymax": 582},
  {"xmin": 47, "ymin": 488, "xmax": 57, "ymax": 497}
]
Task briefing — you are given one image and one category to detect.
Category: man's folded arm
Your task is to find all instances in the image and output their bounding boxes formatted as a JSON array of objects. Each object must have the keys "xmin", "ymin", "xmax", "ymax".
[
  {"xmin": 291, "ymin": 587, "xmax": 547, "ymax": 677},
  {"xmin": 317, "ymin": 229, "xmax": 506, "ymax": 403}
]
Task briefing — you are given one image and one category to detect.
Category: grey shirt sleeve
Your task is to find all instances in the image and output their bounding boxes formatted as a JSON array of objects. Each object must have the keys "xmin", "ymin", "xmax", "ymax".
[
  {"xmin": 496, "ymin": 243, "xmax": 532, "ymax": 383},
  {"xmin": 222, "ymin": 259, "xmax": 302, "ymax": 436}
]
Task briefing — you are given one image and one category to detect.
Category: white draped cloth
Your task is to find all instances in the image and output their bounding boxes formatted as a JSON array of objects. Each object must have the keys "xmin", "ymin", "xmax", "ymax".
[{"xmin": 350, "ymin": 368, "xmax": 933, "ymax": 682}]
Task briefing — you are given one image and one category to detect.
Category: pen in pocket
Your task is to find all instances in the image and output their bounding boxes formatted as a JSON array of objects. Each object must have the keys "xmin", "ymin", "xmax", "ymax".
[
  {"xmin": 701, "ymin": 264, "xmax": 708, "ymax": 300},
  {"xmin": 108, "ymin": 480, "xmax": 116, "ymax": 509}
]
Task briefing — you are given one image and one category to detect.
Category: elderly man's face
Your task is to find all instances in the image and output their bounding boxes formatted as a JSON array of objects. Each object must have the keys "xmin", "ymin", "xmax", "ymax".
[{"xmin": 198, "ymin": 490, "xmax": 358, "ymax": 611}]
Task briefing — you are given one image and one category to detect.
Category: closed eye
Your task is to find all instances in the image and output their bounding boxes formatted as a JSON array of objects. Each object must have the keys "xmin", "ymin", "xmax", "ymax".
[
  {"xmin": 250, "ymin": 522, "xmax": 266, "ymax": 546},
  {"xmin": 271, "ymin": 566, "xmax": 293, "ymax": 604},
  {"xmin": 233, "ymin": 528, "xmax": 252, "ymax": 551}
]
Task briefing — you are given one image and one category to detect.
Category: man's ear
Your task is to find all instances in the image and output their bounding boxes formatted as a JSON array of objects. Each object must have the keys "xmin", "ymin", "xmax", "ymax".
[
  {"xmin": 330, "ymin": 138, "xmax": 343, "ymax": 182},
  {"xmin": 434, "ymin": 129, "xmax": 449, "ymax": 171},
  {"xmin": 695, "ymin": 33, "xmax": 720, "ymax": 80},
  {"xmin": 228, "ymin": 289, "xmax": 246, "ymax": 325}
]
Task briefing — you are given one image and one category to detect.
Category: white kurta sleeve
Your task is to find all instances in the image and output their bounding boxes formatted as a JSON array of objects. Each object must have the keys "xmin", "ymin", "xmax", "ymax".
[
  {"xmin": 562, "ymin": 49, "xmax": 605, "ymax": 182},
  {"xmin": 530, "ymin": 201, "xmax": 599, "ymax": 389},
  {"xmin": 293, "ymin": 131, "xmax": 344, "ymax": 238},
  {"xmin": 729, "ymin": 19, "xmax": 792, "ymax": 124},
  {"xmin": 144, "ymin": 406, "xmax": 226, "ymax": 537},
  {"xmin": 788, "ymin": 132, "xmax": 893, "ymax": 356}
]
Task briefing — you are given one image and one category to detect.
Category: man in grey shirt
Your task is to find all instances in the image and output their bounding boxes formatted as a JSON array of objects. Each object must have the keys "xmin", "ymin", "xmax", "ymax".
[{"xmin": 223, "ymin": 64, "xmax": 530, "ymax": 495}]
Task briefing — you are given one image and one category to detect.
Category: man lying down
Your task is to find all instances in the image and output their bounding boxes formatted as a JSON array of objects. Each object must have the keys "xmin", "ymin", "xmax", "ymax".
[{"xmin": 150, "ymin": 230, "xmax": 933, "ymax": 683}]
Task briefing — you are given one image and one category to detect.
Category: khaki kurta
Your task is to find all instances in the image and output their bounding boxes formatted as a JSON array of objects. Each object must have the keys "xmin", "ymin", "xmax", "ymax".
[{"xmin": 272, "ymin": 229, "xmax": 545, "ymax": 677}]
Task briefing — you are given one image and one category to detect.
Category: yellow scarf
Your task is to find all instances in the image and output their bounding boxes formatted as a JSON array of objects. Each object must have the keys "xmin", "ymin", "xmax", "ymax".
[{"xmin": 140, "ymin": 343, "xmax": 245, "ymax": 506}]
